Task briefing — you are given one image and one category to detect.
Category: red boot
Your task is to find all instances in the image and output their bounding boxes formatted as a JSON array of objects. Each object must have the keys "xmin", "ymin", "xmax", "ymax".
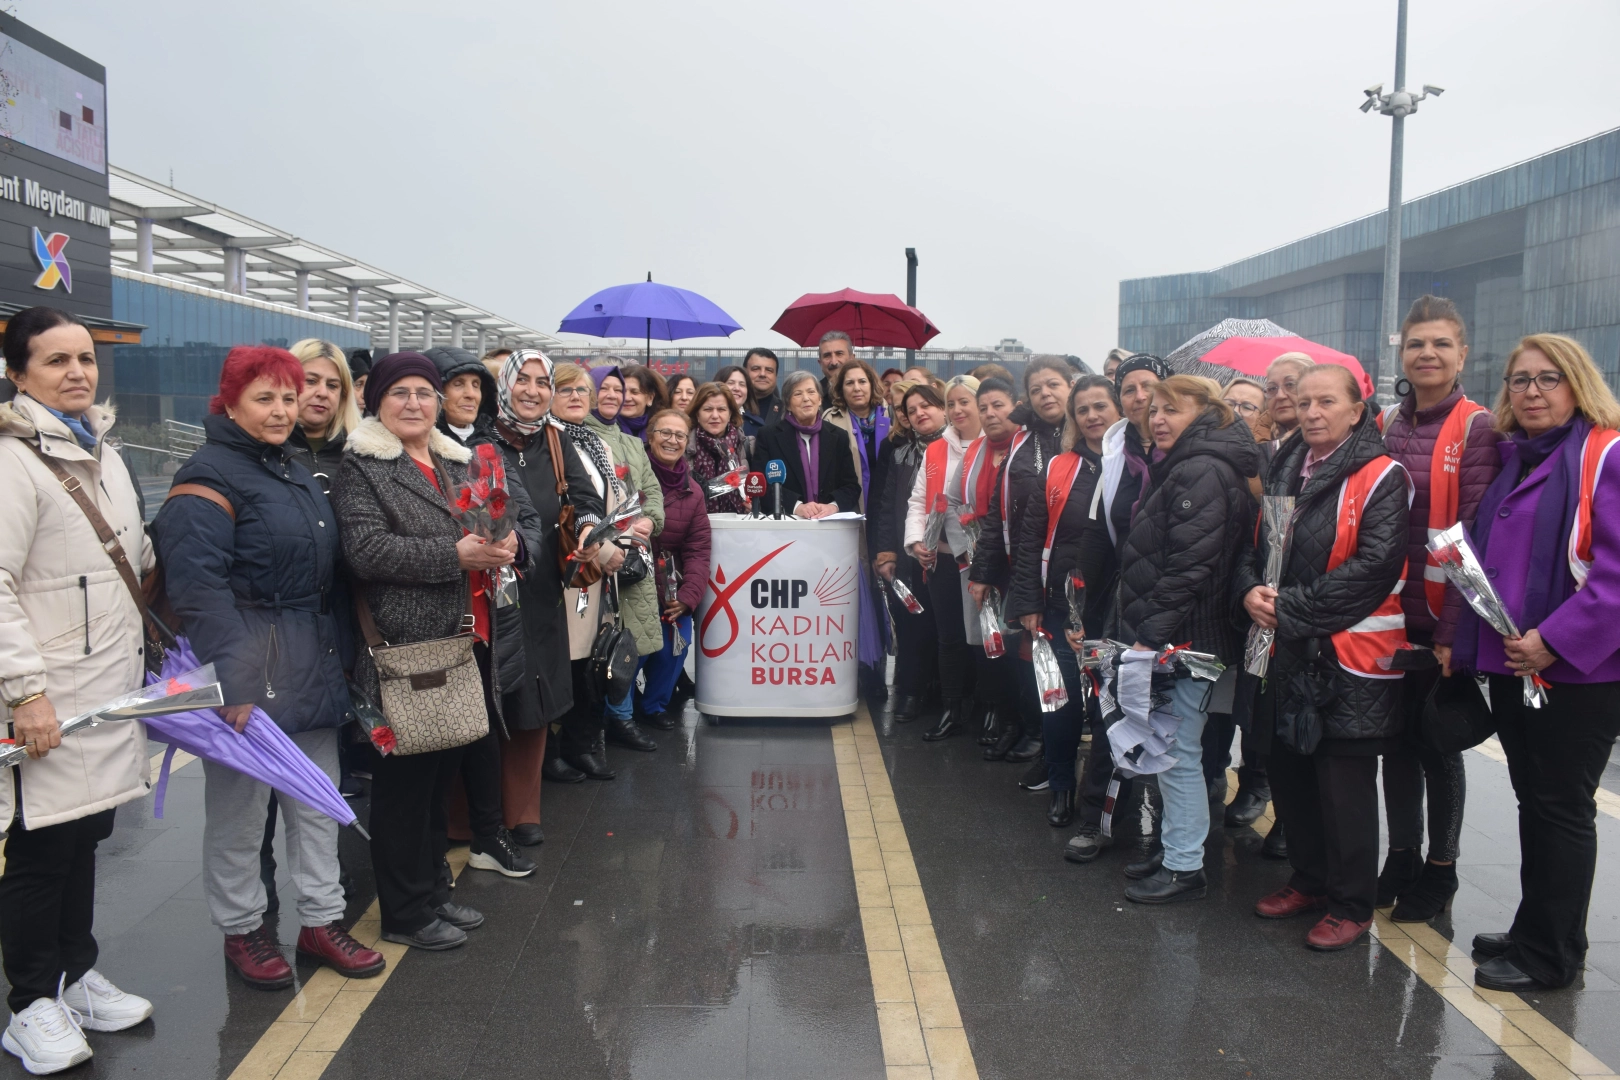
[
  {"xmin": 1305, "ymin": 913, "xmax": 1372, "ymax": 951},
  {"xmin": 224, "ymin": 926, "xmax": 294, "ymax": 989},
  {"xmin": 297, "ymin": 922, "xmax": 387, "ymax": 978},
  {"xmin": 1254, "ymin": 886, "xmax": 1329, "ymax": 920}
]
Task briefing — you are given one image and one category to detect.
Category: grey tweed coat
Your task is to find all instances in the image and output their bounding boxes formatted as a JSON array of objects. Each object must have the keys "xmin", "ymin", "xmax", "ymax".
[{"xmin": 331, "ymin": 417, "xmax": 544, "ymax": 722}]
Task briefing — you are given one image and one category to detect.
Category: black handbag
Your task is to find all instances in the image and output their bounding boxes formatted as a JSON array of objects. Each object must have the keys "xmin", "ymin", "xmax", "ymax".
[
  {"xmin": 1421, "ymin": 672, "xmax": 1495, "ymax": 754},
  {"xmin": 1277, "ymin": 639, "xmax": 1334, "ymax": 755},
  {"xmin": 588, "ymin": 578, "xmax": 639, "ymax": 705}
]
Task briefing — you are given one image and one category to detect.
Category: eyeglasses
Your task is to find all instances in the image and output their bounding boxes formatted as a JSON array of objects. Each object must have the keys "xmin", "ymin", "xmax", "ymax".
[
  {"xmin": 651, "ymin": 428, "xmax": 689, "ymax": 443},
  {"xmin": 1505, "ymin": 371, "xmax": 1564, "ymax": 394},
  {"xmin": 385, "ymin": 388, "xmax": 440, "ymax": 404},
  {"xmin": 1263, "ymin": 380, "xmax": 1298, "ymax": 397},
  {"xmin": 1226, "ymin": 400, "xmax": 1261, "ymax": 415},
  {"xmin": 553, "ymin": 385, "xmax": 591, "ymax": 398}
]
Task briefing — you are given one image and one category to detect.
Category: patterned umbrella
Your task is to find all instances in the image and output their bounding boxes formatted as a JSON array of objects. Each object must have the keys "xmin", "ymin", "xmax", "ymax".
[
  {"xmin": 1163, "ymin": 318, "xmax": 1375, "ymax": 398},
  {"xmin": 1163, "ymin": 318, "xmax": 1300, "ymax": 383}
]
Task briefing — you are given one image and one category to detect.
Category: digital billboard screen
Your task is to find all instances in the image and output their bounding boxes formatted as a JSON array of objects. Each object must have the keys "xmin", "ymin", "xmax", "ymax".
[{"xmin": 0, "ymin": 30, "xmax": 106, "ymax": 174}]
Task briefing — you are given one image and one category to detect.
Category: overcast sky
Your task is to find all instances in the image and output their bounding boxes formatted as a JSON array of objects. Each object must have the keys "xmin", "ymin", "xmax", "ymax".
[{"xmin": 27, "ymin": 0, "xmax": 1620, "ymax": 360}]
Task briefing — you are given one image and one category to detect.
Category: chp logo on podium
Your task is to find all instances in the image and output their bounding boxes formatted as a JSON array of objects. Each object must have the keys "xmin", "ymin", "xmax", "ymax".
[{"xmin": 695, "ymin": 518, "xmax": 862, "ymax": 716}]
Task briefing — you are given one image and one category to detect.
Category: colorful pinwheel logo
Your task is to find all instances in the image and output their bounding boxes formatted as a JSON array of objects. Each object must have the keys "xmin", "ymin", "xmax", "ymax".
[{"xmin": 31, "ymin": 228, "xmax": 71, "ymax": 293}]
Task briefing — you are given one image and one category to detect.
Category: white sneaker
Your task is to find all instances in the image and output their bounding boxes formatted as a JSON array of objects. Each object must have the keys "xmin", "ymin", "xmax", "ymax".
[
  {"xmin": 62, "ymin": 970, "xmax": 153, "ymax": 1032},
  {"xmin": 2, "ymin": 996, "xmax": 91, "ymax": 1075}
]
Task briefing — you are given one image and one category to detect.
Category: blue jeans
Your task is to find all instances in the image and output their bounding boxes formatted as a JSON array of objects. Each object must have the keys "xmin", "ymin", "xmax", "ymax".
[
  {"xmin": 1158, "ymin": 676, "xmax": 1212, "ymax": 873},
  {"xmin": 635, "ymin": 617, "xmax": 692, "ymax": 717}
]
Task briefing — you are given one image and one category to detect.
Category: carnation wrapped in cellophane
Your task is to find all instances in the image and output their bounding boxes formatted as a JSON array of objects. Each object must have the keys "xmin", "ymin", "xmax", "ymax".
[{"xmin": 1427, "ymin": 522, "xmax": 1549, "ymax": 709}]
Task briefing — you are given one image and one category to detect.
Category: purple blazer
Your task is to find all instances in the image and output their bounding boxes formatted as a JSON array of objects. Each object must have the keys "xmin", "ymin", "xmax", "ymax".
[{"xmin": 1469, "ymin": 436, "xmax": 1620, "ymax": 683}]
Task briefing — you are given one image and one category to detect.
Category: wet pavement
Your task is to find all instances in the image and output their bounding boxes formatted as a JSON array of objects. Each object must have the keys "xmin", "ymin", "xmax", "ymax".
[{"xmin": 9, "ymin": 693, "xmax": 1620, "ymax": 1079}]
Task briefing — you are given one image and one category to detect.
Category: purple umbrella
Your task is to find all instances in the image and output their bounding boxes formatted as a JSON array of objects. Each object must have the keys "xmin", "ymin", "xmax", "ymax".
[
  {"xmin": 559, "ymin": 273, "xmax": 742, "ymax": 361},
  {"xmin": 145, "ymin": 641, "xmax": 363, "ymax": 835}
]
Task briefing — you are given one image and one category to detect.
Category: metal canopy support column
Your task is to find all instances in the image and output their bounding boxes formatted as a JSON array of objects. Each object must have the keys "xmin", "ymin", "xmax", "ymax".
[
  {"xmin": 450, "ymin": 319, "xmax": 463, "ymax": 349},
  {"xmin": 296, "ymin": 270, "xmax": 310, "ymax": 311},
  {"xmin": 422, "ymin": 311, "xmax": 435, "ymax": 349},
  {"xmin": 476, "ymin": 327, "xmax": 487, "ymax": 356},
  {"xmin": 348, "ymin": 286, "xmax": 360, "ymax": 322},
  {"xmin": 388, "ymin": 299, "xmax": 400, "ymax": 353},
  {"xmin": 222, "ymin": 247, "xmax": 241, "ymax": 294},
  {"xmin": 135, "ymin": 219, "xmax": 153, "ymax": 273}
]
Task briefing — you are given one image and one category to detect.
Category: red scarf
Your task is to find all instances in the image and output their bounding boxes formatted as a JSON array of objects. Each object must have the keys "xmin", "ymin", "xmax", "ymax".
[{"xmin": 965, "ymin": 432, "xmax": 1015, "ymax": 521}]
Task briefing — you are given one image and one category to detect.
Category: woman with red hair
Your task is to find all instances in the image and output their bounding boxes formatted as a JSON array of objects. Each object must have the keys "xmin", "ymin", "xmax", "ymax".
[{"xmin": 152, "ymin": 346, "xmax": 386, "ymax": 990}]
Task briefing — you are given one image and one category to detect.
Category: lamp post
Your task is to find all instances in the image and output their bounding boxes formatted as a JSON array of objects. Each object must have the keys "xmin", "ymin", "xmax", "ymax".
[
  {"xmin": 905, "ymin": 248, "xmax": 918, "ymax": 365},
  {"xmin": 1361, "ymin": 0, "xmax": 1443, "ymax": 393}
]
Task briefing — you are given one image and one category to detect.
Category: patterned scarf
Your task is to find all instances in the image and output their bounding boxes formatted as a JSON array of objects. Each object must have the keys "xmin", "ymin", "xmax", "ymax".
[
  {"xmin": 557, "ymin": 418, "xmax": 624, "ymax": 498},
  {"xmin": 496, "ymin": 350, "xmax": 555, "ymax": 438}
]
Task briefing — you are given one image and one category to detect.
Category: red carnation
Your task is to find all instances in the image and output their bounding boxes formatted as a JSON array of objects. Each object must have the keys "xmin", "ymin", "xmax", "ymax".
[
  {"xmin": 472, "ymin": 480, "xmax": 491, "ymax": 502},
  {"xmin": 477, "ymin": 443, "xmax": 499, "ymax": 465},
  {"xmin": 369, "ymin": 724, "xmax": 397, "ymax": 756},
  {"xmin": 488, "ymin": 491, "xmax": 509, "ymax": 519},
  {"xmin": 614, "ymin": 464, "xmax": 629, "ymax": 480},
  {"xmin": 455, "ymin": 488, "xmax": 475, "ymax": 512}
]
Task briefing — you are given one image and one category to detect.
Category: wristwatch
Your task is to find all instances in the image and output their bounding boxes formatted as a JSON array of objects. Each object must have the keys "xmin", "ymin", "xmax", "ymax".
[{"xmin": 6, "ymin": 691, "xmax": 45, "ymax": 711}]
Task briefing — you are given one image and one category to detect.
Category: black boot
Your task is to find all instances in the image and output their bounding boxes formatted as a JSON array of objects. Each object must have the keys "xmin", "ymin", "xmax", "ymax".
[
  {"xmin": 1125, "ymin": 866, "xmax": 1207, "ymax": 905},
  {"xmin": 1005, "ymin": 736, "xmax": 1044, "ymax": 763},
  {"xmin": 923, "ymin": 700, "xmax": 963, "ymax": 741},
  {"xmin": 542, "ymin": 756, "xmax": 587, "ymax": 783},
  {"xmin": 1224, "ymin": 785, "xmax": 1271, "ymax": 827},
  {"xmin": 1262, "ymin": 822, "xmax": 1288, "ymax": 859},
  {"xmin": 606, "ymin": 716, "xmax": 658, "ymax": 752},
  {"xmin": 893, "ymin": 694, "xmax": 920, "ymax": 722},
  {"xmin": 565, "ymin": 733, "xmax": 617, "ymax": 780},
  {"xmin": 1047, "ymin": 789, "xmax": 1075, "ymax": 828},
  {"xmin": 1375, "ymin": 848, "xmax": 1423, "ymax": 907},
  {"xmin": 1124, "ymin": 845, "xmax": 1164, "ymax": 880},
  {"xmin": 1390, "ymin": 861, "xmax": 1459, "ymax": 922},
  {"xmin": 977, "ymin": 704, "xmax": 1003, "ymax": 746},
  {"xmin": 984, "ymin": 715, "xmax": 1020, "ymax": 761}
]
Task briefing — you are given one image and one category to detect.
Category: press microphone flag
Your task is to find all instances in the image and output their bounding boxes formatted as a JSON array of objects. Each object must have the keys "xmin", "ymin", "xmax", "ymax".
[
  {"xmin": 764, "ymin": 459, "xmax": 787, "ymax": 484},
  {"xmin": 744, "ymin": 472, "xmax": 766, "ymax": 499}
]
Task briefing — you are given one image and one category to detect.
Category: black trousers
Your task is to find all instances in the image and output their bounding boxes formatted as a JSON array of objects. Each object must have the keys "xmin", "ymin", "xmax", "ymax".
[
  {"xmin": 1491, "ymin": 675, "xmax": 1620, "ymax": 986},
  {"xmin": 889, "ymin": 567, "xmax": 938, "ymax": 697},
  {"xmin": 0, "ymin": 808, "xmax": 116, "ymax": 1012},
  {"xmin": 1079, "ymin": 694, "xmax": 1135, "ymax": 827},
  {"xmin": 369, "ymin": 744, "xmax": 461, "ymax": 933},
  {"xmin": 1268, "ymin": 745, "xmax": 1379, "ymax": 922},
  {"xmin": 559, "ymin": 658, "xmax": 604, "ymax": 758},
  {"xmin": 1382, "ymin": 664, "xmax": 1465, "ymax": 863},
  {"xmin": 1039, "ymin": 610, "xmax": 1087, "ymax": 791},
  {"xmin": 458, "ymin": 729, "xmax": 505, "ymax": 841},
  {"xmin": 1202, "ymin": 713, "xmax": 1268, "ymax": 790},
  {"xmin": 926, "ymin": 563, "xmax": 971, "ymax": 702}
]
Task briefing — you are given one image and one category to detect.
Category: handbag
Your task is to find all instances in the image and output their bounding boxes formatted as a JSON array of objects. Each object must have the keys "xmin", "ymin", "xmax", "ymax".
[
  {"xmin": 354, "ymin": 585, "xmax": 489, "ymax": 756},
  {"xmin": 588, "ymin": 577, "xmax": 639, "ymax": 706},
  {"xmin": 1276, "ymin": 639, "xmax": 1334, "ymax": 755},
  {"xmin": 1420, "ymin": 672, "xmax": 1496, "ymax": 754},
  {"xmin": 545, "ymin": 425, "xmax": 603, "ymax": 590},
  {"xmin": 22, "ymin": 440, "xmax": 178, "ymax": 673}
]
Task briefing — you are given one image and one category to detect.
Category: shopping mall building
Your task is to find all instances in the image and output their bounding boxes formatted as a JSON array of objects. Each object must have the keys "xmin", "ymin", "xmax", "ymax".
[
  {"xmin": 1120, "ymin": 127, "xmax": 1620, "ymax": 400},
  {"xmin": 0, "ymin": 12, "xmax": 556, "ymax": 426}
]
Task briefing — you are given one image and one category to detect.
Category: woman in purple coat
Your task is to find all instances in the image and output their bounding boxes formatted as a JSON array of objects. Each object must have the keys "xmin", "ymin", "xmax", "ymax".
[
  {"xmin": 1454, "ymin": 333, "xmax": 1620, "ymax": 993},
  {"xmin": 637, "ymin": 409, "xmax": 712, "ymax": 729}
]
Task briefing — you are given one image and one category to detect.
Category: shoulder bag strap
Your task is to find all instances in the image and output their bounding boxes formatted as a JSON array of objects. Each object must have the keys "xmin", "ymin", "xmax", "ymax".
[
  {"xmin": 545, "ymin": 424, "xmax": 569, "ymax": 496},
  {"xmin": 21, "ymin": 440, "xmax": 150, "ymax": 624},
  {"xmin": 353, "ymin": 575, "xmax": 475, "ymax": 650},
  {"xmin": 167, "ymin": 482, "xmax": 237, "ymax": 521}
]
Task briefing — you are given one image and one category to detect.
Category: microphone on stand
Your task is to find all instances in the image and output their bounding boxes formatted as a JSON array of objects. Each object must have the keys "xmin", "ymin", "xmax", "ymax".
[
  {"xmin": 744, "ymin": 471, "xmax": 766, "ymax": 514},
  {"xmin": 765, "ymin": 459, "xmax": 787, "ymax": 520}
]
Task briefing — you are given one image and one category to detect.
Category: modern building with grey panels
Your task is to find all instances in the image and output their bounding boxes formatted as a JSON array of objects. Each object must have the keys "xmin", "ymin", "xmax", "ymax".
[{"xmin": 1119, "ymin": 127, "xmax": 1620, "ymax": 400}]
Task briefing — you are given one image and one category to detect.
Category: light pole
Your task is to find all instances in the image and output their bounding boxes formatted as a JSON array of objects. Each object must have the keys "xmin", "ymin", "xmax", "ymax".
[
  {"xmin": 905, "ymin": 248, "xmax": 918, "ymax": 365},
  {"xmin": 1362, "ymin": 0, "xmax": 1443, "ymax": 392}
]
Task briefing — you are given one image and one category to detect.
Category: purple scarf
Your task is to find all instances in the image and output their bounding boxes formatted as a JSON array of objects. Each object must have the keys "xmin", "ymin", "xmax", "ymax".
[
  {"xmin": 849, "ymin": 406, "xmax": 890, "ymax": 486},
  {"xmin": 618, "ymin": 410, "xmax": 650, "ymax": 441},
  {"xmin": 649, "ymin": 452, "xmax": 689, "ymax": 495},
  {"xmin": 1456, "ymin": 416, "xmax": 1586, "ymax": 666},
  {"xmin": 788, "ymin": 413, "xmax": 822, "ymax": 500}
]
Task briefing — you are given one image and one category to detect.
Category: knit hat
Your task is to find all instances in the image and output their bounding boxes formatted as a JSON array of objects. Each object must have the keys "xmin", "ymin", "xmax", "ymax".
[
  {"xmin": 364, "ymin": 351, "xmax": 442, "ymax": 415},
  {"xmin": 1113, "ymin": 353, "xmax": 1172, "ymax": 389}
]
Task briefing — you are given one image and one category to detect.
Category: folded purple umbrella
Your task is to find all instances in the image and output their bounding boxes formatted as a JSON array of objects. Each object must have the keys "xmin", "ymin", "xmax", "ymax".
[{"xmin": 145, "ymin": 641, "xmax": 363, "ymax": 835}]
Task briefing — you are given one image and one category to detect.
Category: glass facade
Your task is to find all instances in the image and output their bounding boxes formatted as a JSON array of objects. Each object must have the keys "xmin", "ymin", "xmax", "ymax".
[
  {"xmin": 1121, "ymin": 128, "xmax": 1620, "ymax": 398},
  {"xmin": 110, "ymin": 270, "xmax": 369, "ymax": 425}
]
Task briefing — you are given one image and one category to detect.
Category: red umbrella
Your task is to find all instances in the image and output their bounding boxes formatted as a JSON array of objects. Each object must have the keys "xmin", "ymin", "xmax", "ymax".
[
  {"xmin": 1199, "ymin": 336, "xmax": 1375, "ymax": 399},
  {"xmin": 771, "ymin": 288, "xmax": 941, "ymax": 349}
]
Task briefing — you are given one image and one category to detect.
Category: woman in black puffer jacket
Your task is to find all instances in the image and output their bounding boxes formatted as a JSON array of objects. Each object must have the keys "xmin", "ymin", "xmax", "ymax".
[
  {"xmin": 871, "ymin": 381, "xmax": 937, "ymax": 720},
  {"xmin": 1110, "ymin": 376, "xmax": 1258, "ymax": 907},
  {"xmin": 1236, "ymin": 365, "xmax": 1409, "ymax": 953}
]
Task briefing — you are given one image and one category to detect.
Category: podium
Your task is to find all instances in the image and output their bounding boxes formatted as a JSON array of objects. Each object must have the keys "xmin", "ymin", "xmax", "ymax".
[{"xmin": 694, "ymin": 514, "xmax": 862, "ymax": 720}]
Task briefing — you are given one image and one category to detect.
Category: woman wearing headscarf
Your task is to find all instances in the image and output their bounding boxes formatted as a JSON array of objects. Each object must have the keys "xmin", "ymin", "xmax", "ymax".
[
  {"xmin": 154, "ymin": 346, "xmax": 388, "ymax": 988},
  {"xmin": 904, "ymin": 377, "xmax": 981, "ymax": 741},
  {"xmin": 331, "ymin": 352, "xmax": 545, "ymax": 951},
  {"xmin": 1238, "ymin": 365, "xmax": 1407, "ymax": 950},
  {"xmin": 0, "ymin": 309, "xmax": 155, "ymax": 1073},
  {"xmin": 871, "ymin": 381, "xmax": 938, "ymax": 720},
  {"xmin": 1453, "ymin": 335, "xmax": 1620, "ymax": 992},
  {"xmin": 584, "ymin": 365, "xmax": 665, "ymax": 751},
  {"xmin": 474, "ymin": 350, "xmax": 604, "ymax": 843},
  {"xmin": 687, "ymin": 382, "xmax": 750, "ymax": 514}
]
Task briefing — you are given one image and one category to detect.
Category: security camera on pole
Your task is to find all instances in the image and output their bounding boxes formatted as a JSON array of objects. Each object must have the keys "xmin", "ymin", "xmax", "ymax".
[{"xmin": 1360, "ymin": 0, "xmax": 1444, "ymax": 397}]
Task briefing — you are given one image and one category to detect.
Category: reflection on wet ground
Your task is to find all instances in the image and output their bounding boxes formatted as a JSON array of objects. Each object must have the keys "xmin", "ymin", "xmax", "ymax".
[
  {"xmin": 877, "ymin": 706, "xmax": 1620, "ymax": 1080},
  {"xmin": 20, "ymin": 698, "xmax": 1620, "ymax": 1079}
]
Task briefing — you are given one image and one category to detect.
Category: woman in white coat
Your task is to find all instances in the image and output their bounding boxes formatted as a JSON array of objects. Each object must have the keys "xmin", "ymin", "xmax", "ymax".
[
  {"xmin": 904, "ymin": 376, "xmax": 982, "ymax": 741},
  {"xmin": 0, "ymin": 308, "xmax": 155, "ymax": 1075}
]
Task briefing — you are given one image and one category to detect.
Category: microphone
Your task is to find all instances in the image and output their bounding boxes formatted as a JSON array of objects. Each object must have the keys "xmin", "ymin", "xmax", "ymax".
[
  {"xmin": 765, "ymin": 459, "xmax": 788, "ymax": 519},
  {"xmin": 744, "ymin": 471, "xmax": 766, "ymax": 500}
]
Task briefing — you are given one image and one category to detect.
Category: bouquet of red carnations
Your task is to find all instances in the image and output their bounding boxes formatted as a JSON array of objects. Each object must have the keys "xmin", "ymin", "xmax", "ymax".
[
  {"xmin": 978, "ymin": 587, "xmax": 1006, "ymax": 658},
  {"xmin": 889, "ymin": 577, "xmax": 925, "ymax": 615},
  {"xmin": 451, "ymin": 443, "xmax": 518, "ymax": 607}
]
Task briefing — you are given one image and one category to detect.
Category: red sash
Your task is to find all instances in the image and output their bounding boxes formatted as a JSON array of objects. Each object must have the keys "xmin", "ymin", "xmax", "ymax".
[
  {"xmin": 1571, "ymin": 426, "xmax": 1620, "ymax": 588},
  {"xmin": 1326, "ymin": 455, "xmax": 1411, "ymax": 679},
  {"xmin": 922, "ymin": 437, "xmax": 951, "ymax": 513},
  {"xmin": 1040, "ymin": 452, "xmax": 1086, "ymax": 585}
]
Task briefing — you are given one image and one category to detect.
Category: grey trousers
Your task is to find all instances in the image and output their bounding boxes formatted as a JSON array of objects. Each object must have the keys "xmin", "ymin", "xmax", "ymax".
[{"xmin": 203, "ymin": 727, "xmax": 345, "ymax": 935}]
